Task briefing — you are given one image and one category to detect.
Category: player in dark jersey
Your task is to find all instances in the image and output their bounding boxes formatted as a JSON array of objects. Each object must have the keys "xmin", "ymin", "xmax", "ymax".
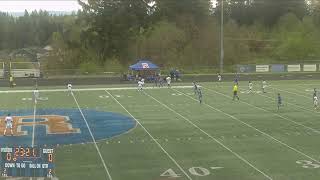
[
  {"xmin": 198, "ymin": 88, "xmax": 203, "ymax": 104},
  {"xmin": 193, "ymin": 82, "xmax": 198, "ymax": 95},
  {"xmin": 277, "ymin": 93, "xmax": 282, "ymax": 111}
]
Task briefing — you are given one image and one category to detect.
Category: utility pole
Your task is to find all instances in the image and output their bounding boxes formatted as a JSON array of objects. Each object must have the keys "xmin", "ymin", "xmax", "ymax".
[{"xmin": 220, "ymin": 0, "xmax": 224, "ymax": 74}]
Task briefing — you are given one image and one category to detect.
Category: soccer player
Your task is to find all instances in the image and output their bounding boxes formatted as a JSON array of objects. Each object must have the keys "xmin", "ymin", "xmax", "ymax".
[
  {"xmin": 314, "ymin": 95, "xmax": 318, "ymax": 109},
  {"xmin": 249, "ymin": 81, "xmax": 253, "ymax": 93},
  {"xmin": 217, "ymin": 74, "xmax": 222, "ymax": 82},
  {"xmin": 234, "ymin": 73, "xmax": 239, "ymax": 85},
  {"xmin": 277, "ymin": 93, "xmax": 282, "ymax": 111},
  {"xmin": 198, "ymin": 88, "xmax": 203, "ymax": 104},
  {"xmin": 159, "ymin": 76, "xmax": 164, "ymax": 87},
  {"xmin": 9, "ymin": 75, "xmax": 14, "ymax": 88},
  {"xmin": 233, "ymin": 84, "xmax": 240, "ymax": 101},
  {"xmin": 138, "ymin": 80, "xmax": 143, "ymax": 91},
  {"xmin": 313, "ymin": 88, "xmax": 317, "ymax": 101},
  {"xmin": 166, "ymin": 76, "xmax": 171, "ymax": 88},
  {"xmin": 262, "ymin": 80, "xmax": 267, "ymax": 93},
  {"xmin": 67, "ymin": 83, "xmax": 72, "ymax": 94},
  {"xmin": 234, "ymin": 78, "xmax": 239, "ymax": 85},
  {"xmin": 3, "ymin": 114, "xmax": 13, "ymax": 136},
  {"xmin": 193, "ymin": 82, "xmax": 198, "ymax": 95},
  {"xmin": 33, "ymin": 88, "xmax": 39, "ymax": 103}
]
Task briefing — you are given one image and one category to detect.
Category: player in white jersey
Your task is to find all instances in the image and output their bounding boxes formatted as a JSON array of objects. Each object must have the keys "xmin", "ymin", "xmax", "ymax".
[
  {"xmin": 138, "ymin": 80, "xmax": 143, "ymax": 91},
  {"xmin": 314, "ymin": 96, "xmax": 318, "ymax": 109},
  {"xmin": 3, "ymin": 114, "xmax": 13, "ymax": 136},
  {"xmin": 166, "ymin": 76, "xmax": 171, "ymax": 88},
  {"xmin": 67, "ymin": 83, "xmax": 72, "ymax": 94},
  {"xmin": 33, "ymin": 88, "xmax": 39, "ymax": 103},
  {"xmin": 262, "ymin": 80, "xmax": 267, "ymax": 93},
  {"xmin": 248, "ymin": 81, "xmax": 253, "ymax": 93},
  {"xmin": 217, "ymin": 74, "xmax": 222, "ymax": 82}
]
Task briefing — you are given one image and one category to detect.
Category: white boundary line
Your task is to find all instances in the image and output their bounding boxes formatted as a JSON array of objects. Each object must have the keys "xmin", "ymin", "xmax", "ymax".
[
  {"xmin": 71, "ymin": 91, "xmax": 113, "ymax": 180},
  {"xmin": 233, "ymin": 88, "xmax": 320, "ymax": 134},
  {"xmin": 143, "ymin": 90, "xmax": 273, "ymax": 180},
  {"xmin": 267, "ymin": 87, "xmax": 320, "ymax": 114},
  {"xmin": 201, "ymin": 87, "xmax": 320, "ymax": 164},
  {"xmin": 105, "ymin": 90, "xmax": 193, "ymax": 180},
  {"xmin": 271, "ymin": 87, "xmax": 310, "ymax": 99},
  {"xmin": 258, "ymin": 93, "xmax": 320, "ymax": 118},
  {"xmin": 0, "ymin": 86, "xmax": 193, "ymax": 94},
  {"xmin": 32, "ymin": 94, "xmax": 36, "ymax": 147}
]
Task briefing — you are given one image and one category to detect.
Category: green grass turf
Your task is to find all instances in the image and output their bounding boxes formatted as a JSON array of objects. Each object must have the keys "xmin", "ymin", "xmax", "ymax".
[{"xmin": 0, "ymin": 80, "xmax": 320, "ymax": 180}]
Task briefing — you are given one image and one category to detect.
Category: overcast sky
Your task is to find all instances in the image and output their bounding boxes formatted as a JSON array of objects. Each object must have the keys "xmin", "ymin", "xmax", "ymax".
[
  {"xmin": 0, "ymin": 0, "xmax": 217, "ymax": 12},
  {"xmin": 0, "ymin": 0, "xmax": 82, "ymax": 12}
]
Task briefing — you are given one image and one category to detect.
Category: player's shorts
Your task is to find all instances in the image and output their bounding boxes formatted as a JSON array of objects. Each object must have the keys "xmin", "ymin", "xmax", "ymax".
[
  {"xmin": 233, "ymin": 91, "xmax": 238, "ymax": 95},
  {"xmin": 314, "ymin": 101, "xmax": 318, "ymax": 106},
  {"xmin": 6, "ymin": 123, "xmax": 12, "ymax": 129}
]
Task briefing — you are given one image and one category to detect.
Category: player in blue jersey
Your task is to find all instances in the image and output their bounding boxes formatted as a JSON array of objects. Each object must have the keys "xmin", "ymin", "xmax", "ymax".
[
  {"xmin": 193, "ymin": 82, "xmax": 198, "ymax": 95},
  {"xmin": 277, "ymin": 93, "xmax": 282, "ymax": 111},
  {"xmin": 198, "ymin": 88, "xmax": 203, "ymax": 104}
]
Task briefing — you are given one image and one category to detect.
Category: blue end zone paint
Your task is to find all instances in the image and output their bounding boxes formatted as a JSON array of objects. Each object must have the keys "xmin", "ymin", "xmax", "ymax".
[{"xmin": 0, "ymin": 109, "xmax": 136, "ymax": 146}]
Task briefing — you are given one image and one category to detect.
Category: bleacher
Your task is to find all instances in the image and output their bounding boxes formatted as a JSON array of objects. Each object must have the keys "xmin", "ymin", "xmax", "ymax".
[{"xmin": 10, "ymin": 62, "xmax": 41, "ymax": 78}]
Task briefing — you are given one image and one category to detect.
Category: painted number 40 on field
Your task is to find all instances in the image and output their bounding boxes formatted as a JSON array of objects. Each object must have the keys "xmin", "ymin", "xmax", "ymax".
[
  {"xmin": 296, "ymin": 160, "xmax": 320, "ymax": 169},
  {"xmin": 161, "ymin": 166, "xmax": 223, "ymax": 178}
]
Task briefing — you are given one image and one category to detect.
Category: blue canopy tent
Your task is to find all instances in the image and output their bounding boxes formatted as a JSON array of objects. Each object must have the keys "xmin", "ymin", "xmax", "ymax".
[
  {"xmin": 128, "ymin": 60, "xmax": 160, "ymax": 82},
  {"xmin": 129, "ymin": 60, "xmax": 159, "ymax": 70}
]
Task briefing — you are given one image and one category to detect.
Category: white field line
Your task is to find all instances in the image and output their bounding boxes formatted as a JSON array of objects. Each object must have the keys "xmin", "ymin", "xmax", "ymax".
[
  {"xmin": 30, "ymin": 95, "xmax": 37, "ymax": 180},
  {"xmin": 0, "ymin": 86, "xmax": 193, "ymax": 94},
  {"xmin": 271, "ymin": 87, "xmax": 310, "ymax": 99},
  {"xmin": 105, "ymin": 90, "xmax": 193, "ymax": 180},
  {"xmin": 268, "ymin": 87, "xmax": 320, "ymax": 114},
  {"xmin": 236, "ymin": 88, "xmax": 320, "ymax": 134},
  {"xmin": 258, "ymin": 93, "xmax": 320, "ymax": 118},
  {"xmin": 201, "ymin": 87, "xmax": 320, "ymax": 164},
  {"xmin": 32, "ymin": 95, "xmax": 36, "ymax": 147},
  {"xmin": 272, "ymin": 83, "xmax": 320, "ymax": 87},
  {"xmin": 144, "ymin": 90, "xmax": 273, "ymax": 180},
  {"xmin": 71, "ymin": 91, "xmax": 113, "ymax": 180}
]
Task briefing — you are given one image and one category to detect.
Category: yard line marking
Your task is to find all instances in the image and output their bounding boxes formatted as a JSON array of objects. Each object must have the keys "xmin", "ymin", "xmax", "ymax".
[
  {"xmin": 71, "ymin": 91, "xmax": 113, "ymax": 180},
  {"xmin": 201, "ymin": 87, "xmax": 320, "ymax": 164},
  {"xmin": 233, "ymin": 88, "xmax": 320, "ymax": 134},
  {"xmin": 269, "ymin": 87, "xmax": 320, "ymax": 113},
  {"xmin": 105, "ymin": 90, "xmax": 193, "ymax": 180},
  {"xmin": 30, "ymin": 93, "xmax": 37, "ymax": 180},
  {"xmin": 144, "ymin": 91, "xmax": 273, "ymax": 180},
  {"xmin": 0, "ymin": 86, "xmax": 193, "ymax": 94},
  {"xmin": 271, "ymin": 87, "xmax": 310, "ymax": 99},
  {"xmin": 258, "ymin": 92, "xmax": 320, "ymax": 117},
  {"xmin": 32, "ymin": 94, "xmax": 36, "ymax": 147}
]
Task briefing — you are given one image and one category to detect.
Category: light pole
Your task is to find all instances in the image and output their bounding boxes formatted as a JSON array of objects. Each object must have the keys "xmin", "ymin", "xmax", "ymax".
[{"xmin": 220, "ymin": 0, "xmax": 224, "ymax": 74}]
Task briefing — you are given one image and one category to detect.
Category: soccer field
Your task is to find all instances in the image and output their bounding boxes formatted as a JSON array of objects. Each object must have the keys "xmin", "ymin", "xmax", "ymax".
[{"xmin": 1, "ymin": 80, "xmax": 320, "ymax": 180}]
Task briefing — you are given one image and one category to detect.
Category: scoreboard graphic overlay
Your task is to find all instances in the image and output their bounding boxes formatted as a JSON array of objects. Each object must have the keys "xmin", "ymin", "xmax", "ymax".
[{"xmin": 0, "ymin": 146, "xmax": 55, "ymax": 178}]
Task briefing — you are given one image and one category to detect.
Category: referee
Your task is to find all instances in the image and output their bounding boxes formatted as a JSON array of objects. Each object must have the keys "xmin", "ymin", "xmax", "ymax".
[{"xmin": 233, "ymin": 84, "xmax": 240, "ymax": 101}]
